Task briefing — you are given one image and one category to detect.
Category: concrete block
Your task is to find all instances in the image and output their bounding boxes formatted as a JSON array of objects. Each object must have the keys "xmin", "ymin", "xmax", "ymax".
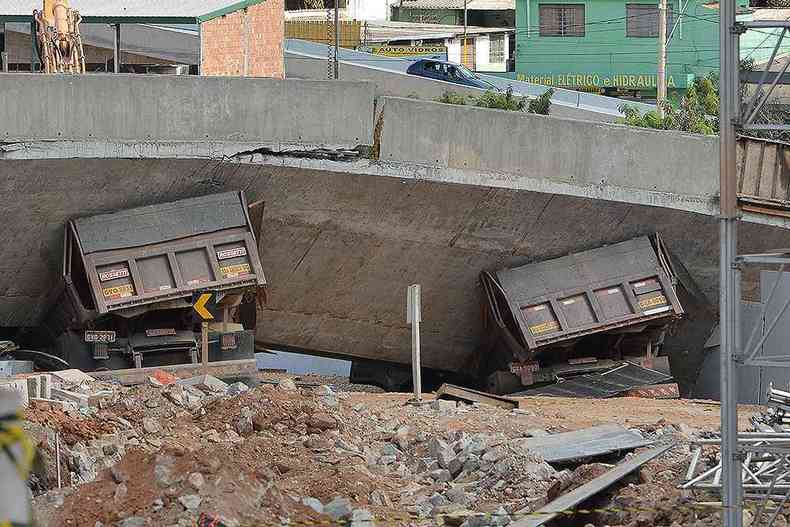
[
  {"xmin": 25, "ymin": 375, "xmax": 52, "ymax": 400},
  {"xmin": 52, "ymin": 369, "xmax": 95, "ymax": 386},
  {"xmin": 51, "ymin": 388, "xmax": 90, "ymax": 407},
  {"xmin": 0, "ymin": 379, "xmax": 28, "ymax": 407},
  {"xmin": 176, "ymin": 374, "xmax": 229, "ymax": 394}
]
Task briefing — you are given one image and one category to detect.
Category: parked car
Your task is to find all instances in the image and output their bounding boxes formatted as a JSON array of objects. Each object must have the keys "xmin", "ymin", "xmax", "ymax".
[{"xmin": 406, "ymin": 59, "xmax": 499, "ymax": 90}]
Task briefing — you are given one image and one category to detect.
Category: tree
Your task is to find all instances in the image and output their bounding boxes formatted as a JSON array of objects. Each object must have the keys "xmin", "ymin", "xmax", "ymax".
[
  {"xmin": 527, "ymin": 88, "xmax": 554, "ymax": 115},
  {"xmin": 618, "ymin": 73, "xmax": 719, "ymax": 135},
  {"xmin": 618, "ymin": 68, "xmax": 788, "ymax": 141}
]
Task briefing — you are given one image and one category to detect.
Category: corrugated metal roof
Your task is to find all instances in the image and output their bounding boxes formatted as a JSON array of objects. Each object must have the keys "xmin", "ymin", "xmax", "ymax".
[
  {"xmin": 737, "ymin": 136, "xmax": 790, "ymax": 218},
  {"xmin": 0, "ymin": 0, "xmax": 268, "ymax": 23},
  {"xmin": 397, "ymin": 0, "xmax": 514, "ymax": 10}
]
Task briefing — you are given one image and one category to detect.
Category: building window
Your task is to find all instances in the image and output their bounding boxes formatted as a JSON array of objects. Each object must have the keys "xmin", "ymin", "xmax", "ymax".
[
  {"xmin": 626, "ymin": 4, "xmax": 675, "ymax": 38},
  {"xmin": 489, "ymin": 34, "xmax": 505, "ymax": 63},
  {"xmin": 539, "ymin": 5, "xmax": 585, "ymax": 37}
]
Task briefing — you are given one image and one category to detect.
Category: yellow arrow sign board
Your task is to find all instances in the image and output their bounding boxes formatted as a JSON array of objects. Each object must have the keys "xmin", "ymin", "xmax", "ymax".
[{"xmin": 192, "ymin": 291, "xmax": 216, "ymax": 321}]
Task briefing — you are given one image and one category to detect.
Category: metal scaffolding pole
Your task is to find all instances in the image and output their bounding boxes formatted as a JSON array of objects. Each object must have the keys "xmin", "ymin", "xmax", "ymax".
[{"xmin": 720, "ymin": 0, "xmax": 741, "ymax": 522}]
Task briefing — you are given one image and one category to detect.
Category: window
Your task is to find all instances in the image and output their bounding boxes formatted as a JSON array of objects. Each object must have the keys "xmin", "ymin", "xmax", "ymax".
[
  {"xmin": 626, "ymin": 4, "xmax": 675, "ymax": 38},
  {"xmin": 539, "ymin": 5, "xmax": 585, "ymax": 37},
  {"xmin": 489, "ymin": 34, "xmax": 506, "ymax": 63}
]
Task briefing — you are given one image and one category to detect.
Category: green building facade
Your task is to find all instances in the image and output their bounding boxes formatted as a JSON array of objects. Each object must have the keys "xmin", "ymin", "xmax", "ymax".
[{"xmin": 514, "ymin": 0, "xmax": 786, "ymax": 94}]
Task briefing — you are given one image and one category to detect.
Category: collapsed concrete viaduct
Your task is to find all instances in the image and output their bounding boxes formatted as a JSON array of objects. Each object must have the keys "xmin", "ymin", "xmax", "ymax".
[{"xmin": 1, "ymin": 74, "xmax": 788, "ymax": 378}]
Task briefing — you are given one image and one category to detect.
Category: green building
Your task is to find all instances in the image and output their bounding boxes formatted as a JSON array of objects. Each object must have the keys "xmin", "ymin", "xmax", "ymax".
[{"xmin": 514, "ymin": 0, "xmax": 788, "ymax": 95}]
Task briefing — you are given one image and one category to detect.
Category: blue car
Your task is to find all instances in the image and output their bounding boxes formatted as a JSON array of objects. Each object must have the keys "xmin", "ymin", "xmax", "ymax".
[{"xmin": 406, "ymin": 59, "xmax": 499, "ymax": 90}]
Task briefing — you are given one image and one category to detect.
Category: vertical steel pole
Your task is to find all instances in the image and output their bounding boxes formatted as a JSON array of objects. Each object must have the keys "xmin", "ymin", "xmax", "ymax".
[
  {"xmin": 334, "ymin": 0, "xmax": 339, "ymax": 79},
  {"xmin": 408, "ymin": 284, "xmax": 422, "ymax": 402},
  {"xmin": 113, "ymin": 24, "xmax": 121, "ymax": 73},
  {"xmin": 55, "ymin": 431, "xmax": 61, "ymax": 489},
  {"xmin": 202, "ymin": 321, "xmax": 209, "ymax": 374},
  {"xmin": 657, "ymin": 0, "xmax": 667, "ymax": 117},
  {"xmin": 720, "ymin": 0, "xmax": 741, "ymax": 521}
]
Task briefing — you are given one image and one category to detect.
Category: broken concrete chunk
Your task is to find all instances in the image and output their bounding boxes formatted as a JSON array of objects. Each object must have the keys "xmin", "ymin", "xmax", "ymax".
[
  {"xmin": 116, "ymin": 517, "xmax": 146, "ymax": 527},
  {"xmin": 176, "ymin": 374, "xmax": 228, "ymax": 394},
  {"xmin": 432, "ymin": 399, "xmax": 456, "ymax": 413},
  {"xmin": 51, "ymin": 387, "xmax": 89, "ymax": 407},
  {"xmin": 52, "ymin": 369, "xmax": 95, "ymax": 386},
  {"xmin": 428, "ymin": 437, "xmax": 450, "ymax": 458},
  {"xmin": 302, "ymin": 497, "xmax": 324, "ymax": 514},
  {"xmin": 429, "ymin": 468, "xmax": 452, "ymax": 482},
  {"xmin": 226, "ymin": 381, "xmax": 250, "ymax": 396},
  {"xmin": 178, "ymin": 494, "xmax": 202, "ymax": 511},
  {"xmin": 350, "ymin": 508, "xmax": 375, "ymax": 527},
  {"xmin": 142, "ymin": 417, "xmax": 161, "ymax": 435},
  {"xmin": 278, "ymin": 378, "xmax": 298, "ymax": 391},
  {"xmin": 187, "ymin": 472, "xmax": 204, "ymax": 490},
  {"xmin": 378, "ymin": 454, "xmax": 396, "ymax": 466},
  {"xmin": 437, "ymin": 447, "xmax": 456, "ymax": 470},
  {"xmin": 324, "ymin": 496, "xmax": 353, "ymax": 521}
]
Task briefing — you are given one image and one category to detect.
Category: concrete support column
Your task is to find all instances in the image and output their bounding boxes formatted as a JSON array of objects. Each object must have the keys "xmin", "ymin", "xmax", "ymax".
[{"xmin": 113, "ymin": 24, "xmax": 121, "ymax": 73}]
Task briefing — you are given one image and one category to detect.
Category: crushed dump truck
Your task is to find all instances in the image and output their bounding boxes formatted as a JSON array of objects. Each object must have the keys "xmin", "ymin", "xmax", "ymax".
[
  {"xmin": 19, "ymin": 192, "xmax": 267, "ymax": 374},
  {"xmin": 478, "ymin": 235, "xmax": 685, "ymax": 394}
]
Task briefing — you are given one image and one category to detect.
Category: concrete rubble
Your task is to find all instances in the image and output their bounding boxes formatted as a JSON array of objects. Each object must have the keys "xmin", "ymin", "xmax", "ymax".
[{"xmin": 14, "ymin": 369, "xmax": 772, "ymax": 527}]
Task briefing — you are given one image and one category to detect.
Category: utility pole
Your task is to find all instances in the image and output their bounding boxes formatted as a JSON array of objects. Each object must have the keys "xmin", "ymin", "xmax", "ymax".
[
  {"xmin": 463, "ymin": 0, "xmax": 468, "ymax": 68},
  {"xmin": 334, "ymin": 0, "xmax": 339, "ymax": 79},
  {"xmin": 656, "ymin": 0, "xmax": 667, "ymax": 117}
]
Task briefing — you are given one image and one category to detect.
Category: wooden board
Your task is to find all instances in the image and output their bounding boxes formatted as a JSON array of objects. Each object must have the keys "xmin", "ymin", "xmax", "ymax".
[{"xmin": 436, "ymin": 383, "xmax": 519, "ymax": 409}]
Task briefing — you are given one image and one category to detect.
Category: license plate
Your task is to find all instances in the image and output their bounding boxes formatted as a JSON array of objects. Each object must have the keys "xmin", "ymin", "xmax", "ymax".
[
  {"xmin": 98, "ymin": 267, "xmax": 130, "ymax": 282},
  {"xmin": 221, "ymin": 334, "xmax": 236, "ymax": 350},
  {"xmin": 85, "ymin": 330, "xmax": 116, "ymax": 343},
  {"xmin": 217, "ymin": 247, "xmax": 247, "ymax": 260},
  {"xmin": 145, "ymin": 328, "xmax": 176, "ymax": 337}
]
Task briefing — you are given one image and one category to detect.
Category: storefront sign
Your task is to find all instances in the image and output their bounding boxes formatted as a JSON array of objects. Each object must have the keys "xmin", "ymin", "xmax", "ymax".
[
  {"xmin": 517, "ymin": 72, "xmax": 681, "ymax": 89},
  {"xmin": 361, "ymin": 45, "xmax": 447, "ymax": 60}
]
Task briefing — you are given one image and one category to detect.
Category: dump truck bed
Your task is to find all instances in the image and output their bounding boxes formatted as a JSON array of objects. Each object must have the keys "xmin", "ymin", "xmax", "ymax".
[
  {"xmin": 484, "ymin": 235, "xmax": 683, "ymax": 361},
  {"xmin": 70, "ymin": 191, "xmax": 266, "ymax": 314}
]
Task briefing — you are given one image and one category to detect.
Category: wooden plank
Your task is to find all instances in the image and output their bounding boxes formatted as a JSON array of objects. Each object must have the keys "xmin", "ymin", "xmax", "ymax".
[
  {"xmin": 509, "ymin": 423, "xmax": 652, "ymax": 463},
  {"xmin": 761, "ymin": 143, "xmax": 779, "ymax": 200},
  {"xmin": 89, "ymin": 358, "xmax": 257, "ymax": 386},
  {"xmin": 436, "ymin": 383, "xmax": 518, "ymax": 409},
  {"xmin": 741, "ymin": 140, "xmax": 765, "ymax": 197},
  {"xmin": 511, "ymin": 443, "xmax": 674, "ymax": 527}
]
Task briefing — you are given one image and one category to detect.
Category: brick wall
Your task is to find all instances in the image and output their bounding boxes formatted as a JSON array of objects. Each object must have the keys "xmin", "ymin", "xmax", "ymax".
[{"xmin": 201, "ymin": 0, "xmax": 285, "ymax": 78}]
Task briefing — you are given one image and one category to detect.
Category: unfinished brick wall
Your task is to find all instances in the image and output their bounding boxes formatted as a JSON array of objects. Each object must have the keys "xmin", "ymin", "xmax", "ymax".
[{"xmin": 201, "ymin": 0, "xmax": 285, "ymax": 78}]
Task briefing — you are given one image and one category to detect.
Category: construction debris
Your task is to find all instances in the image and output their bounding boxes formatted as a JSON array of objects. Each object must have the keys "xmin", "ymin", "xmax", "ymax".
[
  {"xmin": 512, "ymin": 443, "xmax": 675, "ymax": 527},
  {"xmin": 12, "ymin": 368, "xmax": 752, "ymax": 527},
  {"xmin": 509, "ymin": 424, "xmax": 652, "ymax": 464},
  {"xmin": 517, "ymin": 362, "xmax": 674, "ymax": 398}
]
